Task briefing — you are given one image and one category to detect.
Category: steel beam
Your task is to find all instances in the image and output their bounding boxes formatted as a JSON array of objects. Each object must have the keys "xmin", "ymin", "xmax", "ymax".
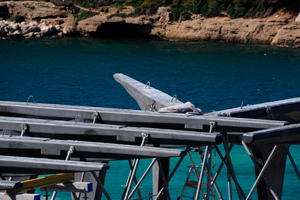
[
  {"xmin": 243, "ymin": 123, "xmax": 300, "ymax": 145},
  {"xmin": 0, "ymin": 135, "xmax": 186, "ymax": 162},
  {"xmin": 0, "ymin": 101, "xmax": 287, "ymax": 134},
  {"xmin": 0, "ymin": 117, "xmax": 222, "ymax": 146},
  {"xmin": 210, "ymin": 97, "xmax": 300, "ymax": 123},
  {"xmin": 0, "ymin": 156, "xmax": 109, "ymax": 175}
]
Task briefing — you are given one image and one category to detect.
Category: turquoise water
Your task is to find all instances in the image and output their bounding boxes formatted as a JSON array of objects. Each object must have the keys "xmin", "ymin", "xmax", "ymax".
[{"xmin": 1, "ymin": 37, "xmax": 300, "ymax": 199}]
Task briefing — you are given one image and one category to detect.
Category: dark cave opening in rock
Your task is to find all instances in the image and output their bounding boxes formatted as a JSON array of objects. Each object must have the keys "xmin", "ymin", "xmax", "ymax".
[{"xmin": 90, "ymin": 22, "xmax": 158, "ymax": 39}]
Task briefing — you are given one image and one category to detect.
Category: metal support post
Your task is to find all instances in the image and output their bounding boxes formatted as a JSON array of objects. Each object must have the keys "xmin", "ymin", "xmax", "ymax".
[
  {"xmin": 128, "ymin": 159, "xmax": 157, "ymax": 199},
  {"xmin": 197, "ymin": 148, "xmax": 222, "ymax": 200},
  {"xmin": 71, "ymin": 192, "xmax": 79, "ymax": 200},
  {"xmin": 226, "ymin": 155, "xmax": 232, "ymax": 200},
  {"xmin": 211, "ymin": 145, "xmax": 233, "ymax": 190},
  {"xmin": 205, "ymin": 146, "xmax": 212, "ymax": 200},
  {"xmin": 124, "ymin": 158, "xmax": 141, "ymax": 200},
  {"xmin": 45, "ymin": 191, "xmax": 49, "ymax": 200},
  {"xmin": 285, "ymin": 146, "xmax": 300, "ymax": 181},
  {"xmin": 122, "ymin": 160, "xmax": 137, "ymax": 200},
  {"xmin": 91, "ymin": 171, "xmax": 111, "ymax": 200},
  {"xmin": 156, "ymin": 155, "xmax": 185, "ymax": 199},
  {"xmin": 124, "ymin": 133, "xmax": 149, "ymax": 200},
  {"xmin": 241, "ymin": 140, "xmax": 279, "ymax": 200},
  {"xmin": 195, "ymin": 121, "xmax": 216, "ymax": 200},
  {"xmin": 245, "ymin": 145, "xmax": 278, "ymax": 200},
  {"xmin": 156, "ymin": 158, "xmax": 171, "ymax": 200},
  {"xmin": 128, "ymin": 160, "xmax": 143, "ymax": 200},
  {"xmin": 51, "ymin": 146, "xmax": 75, "ymax": 200},
  {"xmin": 83, "ymin": 192, "xmax": 88, "ymax": 200},
  {"xmin": 195, "ymin": 146, "xmax": 209, "ymax": 200},
  {"xmin": 222, "ymin": 132, "xmax": 245, "ymax": 200}
]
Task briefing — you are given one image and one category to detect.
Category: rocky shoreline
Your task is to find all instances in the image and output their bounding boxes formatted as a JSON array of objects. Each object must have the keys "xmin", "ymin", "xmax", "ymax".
[
  {"xmin": 1, "ymin": 1, "xmax": 300, "ymax": 47},
  {"xmin": 0, "ymin": 20, "xmax": 75, "ymax": 39}
]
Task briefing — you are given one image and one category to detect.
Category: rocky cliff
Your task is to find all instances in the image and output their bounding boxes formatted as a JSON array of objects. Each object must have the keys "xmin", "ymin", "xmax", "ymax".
[{"xmin": 1, "ymin": 1, "xmax": 300, "ymax": 47}]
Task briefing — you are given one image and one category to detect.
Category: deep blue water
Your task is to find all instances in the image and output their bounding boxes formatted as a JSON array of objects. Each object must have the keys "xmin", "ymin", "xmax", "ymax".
[{"xmin": 1, "ymin": 37, "xmax": 300, "ymax": 200}]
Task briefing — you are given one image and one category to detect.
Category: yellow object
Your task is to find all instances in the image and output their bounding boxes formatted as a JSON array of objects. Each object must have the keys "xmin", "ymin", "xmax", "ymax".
[{"xmin": 5, "ymin": 173, "xmax": 74, "ymax": 195}]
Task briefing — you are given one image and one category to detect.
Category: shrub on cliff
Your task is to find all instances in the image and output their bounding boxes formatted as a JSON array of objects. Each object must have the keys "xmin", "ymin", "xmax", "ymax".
[
  {"xmin": 125, "ymin": 0, "xmax": 144, "ymax": 8},
  {"xmin": 170, "ymin": 0, "xmax": 225, "ymax": 21},
  {"xmin": 52, "ymin": 0, "xmax": 300, "ymax": 21},
  {"xmin": 110, "ymin": 1, "xmax": 124, "ymax": 8},
  {"xmin": 136, "ymin": 0, "xmax": 158, "ymax": 14},
  {"xmin": 169, "ymin": 0, "xmax": 300, "ymax": 20},
  {"xmin": 81, "ymin": 1, "xmax": 90, "ymax": 8},
  {"xmin": 76, "ymin": 10, "xmax": 97, "ymax": 21},
  {"xmin": 130, "ymin": 0, "xmax": 172, "ymax": 15}
]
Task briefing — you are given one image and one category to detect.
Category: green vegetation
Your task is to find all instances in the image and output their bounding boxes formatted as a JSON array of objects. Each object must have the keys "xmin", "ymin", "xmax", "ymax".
[
  {"xmin": 49, "ymin": 0, "xmax": 300, "ymax": 21},
  {"xmin": 169, "ymin": 0, "xmax": 266, "ymax": 20},
  {"xmin": 124, "ymin": 0, "xmax": 144, "ymax": 8},
  {"xmin": 110, "ymin": 2, "xmax": 124, "ymax": 8},
  {"xmin": 76, "ymin": 10, "xmax": 97, "ymax": 21},
  {"xmin": 81, "ymin": 0, "xmax": 91, "ymax": 8}
]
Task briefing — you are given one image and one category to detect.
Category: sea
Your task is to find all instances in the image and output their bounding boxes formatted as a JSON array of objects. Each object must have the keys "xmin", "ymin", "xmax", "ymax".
[{"xmin": 0, "ymin": 36, "xmax": 300, "ymax": 200}]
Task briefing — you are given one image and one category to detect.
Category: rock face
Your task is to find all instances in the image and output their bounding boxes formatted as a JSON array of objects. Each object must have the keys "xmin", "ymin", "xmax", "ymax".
[
  {"xmin": 5, "ymin": 1, "xmax": 68, "ymax": 20},
  {"xmin": 0, "ymin": 1, "xmax": 77, "ymax": 39},
  {"xmin": 1, "ymin": 1, "xmax": 300, "ymax": 47},
  {"xmin": 74, "ymin": 6, "xmax": 300, "ymax": 47},
  {"xmin": 62, "ymin": 26, "xmax": 74, "ymax": 35},
  {"xmin": 295, "ymin": 12, "xmax": 300, "ymax": 22},
  {"xmin": 150, "ymin": 9, "xmax": 299, "ymax": 46}
]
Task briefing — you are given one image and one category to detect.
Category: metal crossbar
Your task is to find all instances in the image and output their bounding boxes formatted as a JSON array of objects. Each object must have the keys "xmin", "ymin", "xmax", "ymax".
[
  {"xmin": 156, "ymin": 155, "xmax": 186, "ymax": 199},
  {"xmin": 128, "ymin": 159, "xmax": 157, "ymax": 199},
  {"xmin": 91, "ymin": 171, "xmax": 111, "ymax": 200},
  {"xmin": 196, "ymin": 148, "xmax": 219, "ymax": 200},
  {"xmin": 222, "ymin": 132, "xmax": 245, "ymax": 200},
  {"xmin": 241, "ymin": 140, "xmax": 279, "ymax": 200},
  {"xmin": 195, "ymin": 146, "xmax": 210, "ymax": 200},
  {"xmin": 195, "ymin": 122, "xmax": 216, "ymax": 200},
  {"xmin": 51, "ymin": 146, "xmax": 75, "ymax": 200},
  {"xmin": 213, "ymin": 144, "xmax": 245, "ymax": 200},
  {"xmin": 125, "ymin": 141, "xmax": 186, "ymax": 200},
  {"xmin": 285, "ymin": 146, "xmax": 300, "ymax": 181},
  {"xmin": 128, "ymin": 160, "xmax": 143, "ymax": 199},
  {"xmin": 123, "ymin": 133, "xmax": 148, "ymax": 200},
  {"xmin": 125, "ymin": 155, "xmax": 185, "ymax": 200}
]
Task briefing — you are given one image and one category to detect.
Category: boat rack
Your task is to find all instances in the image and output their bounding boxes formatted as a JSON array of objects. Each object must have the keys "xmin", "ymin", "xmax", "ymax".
[{"xmin": 0, "ymin": 73, "xmax": 300, "ymax": 200}]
